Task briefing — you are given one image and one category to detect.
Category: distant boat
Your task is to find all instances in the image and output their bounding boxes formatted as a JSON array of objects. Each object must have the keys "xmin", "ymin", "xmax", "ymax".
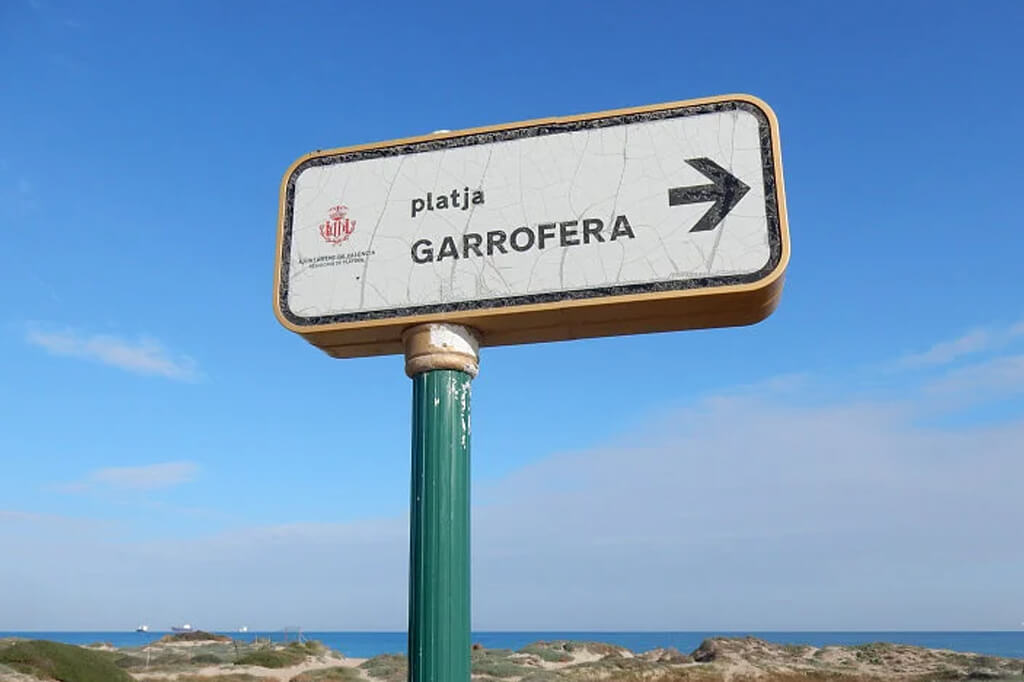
[
  {"xmin": 238, "ymin": 626, "xmax": 248, "ymax": 633},
  {"xmin": 171, "ymin": 624, "xmax": 194, "ymax": 632},
  {"xmin": 135, "ymin": 625, "xmax": 149, "ymax": 633}
]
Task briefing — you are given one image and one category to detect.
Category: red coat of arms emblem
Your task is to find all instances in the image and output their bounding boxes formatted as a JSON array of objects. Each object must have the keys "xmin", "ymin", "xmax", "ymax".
[{"xmin": 319, "ymin": 205, "xmax": 356, "ymax": 245}]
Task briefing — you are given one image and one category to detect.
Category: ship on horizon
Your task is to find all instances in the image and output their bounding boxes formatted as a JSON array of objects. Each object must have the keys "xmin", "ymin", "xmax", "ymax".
[{"xmin": 171, "ymin": 624, "xmax": 194, "ymax": 633}]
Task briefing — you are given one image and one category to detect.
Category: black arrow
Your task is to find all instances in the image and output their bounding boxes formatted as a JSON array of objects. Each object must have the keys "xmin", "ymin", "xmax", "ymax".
[{"xmin": 667, "ymin": 158, "xmax": 750, "ymax": 233}]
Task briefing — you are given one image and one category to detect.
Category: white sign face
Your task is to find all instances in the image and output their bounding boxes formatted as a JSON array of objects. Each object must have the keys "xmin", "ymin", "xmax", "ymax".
[{"xmin": 276, "ymin": 96, "xmax": 786, "ymax": 339}]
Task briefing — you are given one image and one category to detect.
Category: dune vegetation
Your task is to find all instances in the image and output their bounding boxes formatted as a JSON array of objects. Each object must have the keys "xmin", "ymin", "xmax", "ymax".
[{"xmin": 1, "ymin": 635, "xmax": 1022, "ymax": 682}]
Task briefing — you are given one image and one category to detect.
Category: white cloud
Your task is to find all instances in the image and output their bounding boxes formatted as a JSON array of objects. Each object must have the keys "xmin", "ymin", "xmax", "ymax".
[
  {"xmin": 469, "ymin": 392, "xmax": 1024, "ymax": 630},
  {"xmin": 6, "ymin": 378, "xmax": 1023, "ymax": 630},
  {"xmin": 60, "ymin": 461, "xmax": 198, "ymax": 493},
  {"xmin": 0, "ymin": 510, "xmax": 95, "ymax": 526},
  {"xmin": 924, "ymin": 354, "xmax": 1024, "ymax": 399},
  {"xmin": 897, "ymin": 318, "xmax": 1024, "ymax": 368},
  {"xmin": 6, "ymin": 324, "xmax": 1024, "ymax": 631},
  {"xmin": 25, "ymin": 327, "xmax": 201, "ymax": 381},
  {"xmin": 898, "ymin": 328, "xmax": 992, "ymax": 367}
]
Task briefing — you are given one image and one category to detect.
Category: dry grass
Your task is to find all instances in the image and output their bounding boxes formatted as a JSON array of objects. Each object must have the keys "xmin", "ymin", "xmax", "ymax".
[
  {"xmin": 290, "ymin": 667, "xmax": 364, "ymax": 681},
  {"xmin": 172, "ymin": 671, "xmax": 276, "ymax": 675}
]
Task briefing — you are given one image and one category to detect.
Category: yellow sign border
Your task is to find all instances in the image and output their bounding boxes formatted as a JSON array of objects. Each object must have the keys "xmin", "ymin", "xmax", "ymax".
[{"xmin": 274, "ymin": 93, "xmax": 790, "ymax": 358}]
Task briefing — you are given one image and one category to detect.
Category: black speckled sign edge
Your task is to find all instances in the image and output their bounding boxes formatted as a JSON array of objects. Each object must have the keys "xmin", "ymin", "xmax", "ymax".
[{"xmin": 278, "ymin": 99, "xmax": 782, "ymax": 328}]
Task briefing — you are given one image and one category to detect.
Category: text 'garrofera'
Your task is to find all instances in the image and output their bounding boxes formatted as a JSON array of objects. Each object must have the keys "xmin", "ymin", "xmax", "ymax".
[{"xmin": 411, "ymin": 215, "xmax": 636, "ymax": 264}]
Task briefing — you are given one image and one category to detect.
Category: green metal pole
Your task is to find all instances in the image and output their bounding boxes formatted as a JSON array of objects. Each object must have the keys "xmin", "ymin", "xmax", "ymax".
[{"xmin": 404, "ymin": 325, "xmax": 477, "ymax": 682}]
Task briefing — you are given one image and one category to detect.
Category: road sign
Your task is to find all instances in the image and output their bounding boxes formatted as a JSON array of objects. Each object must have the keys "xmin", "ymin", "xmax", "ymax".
[{"xmin": 274, "ymin": 94, "xmax": 789, "ymax": 357}]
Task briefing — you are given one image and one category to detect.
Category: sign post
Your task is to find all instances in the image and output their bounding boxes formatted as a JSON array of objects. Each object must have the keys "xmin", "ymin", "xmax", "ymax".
[
  {"xmin": 403, "ymin": 324, "xmax": 477, "ymax": 682},
  {"xmin": 274, "ymin": 94, "xmax": 790, "ymax": 682}
]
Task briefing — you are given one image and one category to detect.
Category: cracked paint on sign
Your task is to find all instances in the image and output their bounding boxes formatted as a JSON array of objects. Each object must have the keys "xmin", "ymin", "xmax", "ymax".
[{"xmin": 278, "ymin": 99, "xmax": 782, "ymax": 327}]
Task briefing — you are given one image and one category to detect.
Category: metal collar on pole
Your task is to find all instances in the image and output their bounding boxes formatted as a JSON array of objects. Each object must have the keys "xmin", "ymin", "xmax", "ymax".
[{"xmin": 402, "ymin": 324, "xmax": 480, "ymax": 378}]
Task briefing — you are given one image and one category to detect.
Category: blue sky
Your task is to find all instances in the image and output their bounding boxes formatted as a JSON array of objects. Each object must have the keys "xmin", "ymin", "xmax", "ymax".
[{"xmin": 2, "ymin": 0, "xmax": 1023, "ymax": 630}]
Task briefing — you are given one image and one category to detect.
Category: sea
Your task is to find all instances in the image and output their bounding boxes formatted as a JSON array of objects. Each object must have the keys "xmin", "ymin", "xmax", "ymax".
[{"xmin": 1, "ymin": 631, "xmax": 1022, "ymax": 659}]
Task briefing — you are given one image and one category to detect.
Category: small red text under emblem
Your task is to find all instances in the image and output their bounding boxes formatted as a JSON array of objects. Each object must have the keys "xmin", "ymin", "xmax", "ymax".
[{"xmin": 320, "ymin": 205, "xmax": 356, "ymax": 245}]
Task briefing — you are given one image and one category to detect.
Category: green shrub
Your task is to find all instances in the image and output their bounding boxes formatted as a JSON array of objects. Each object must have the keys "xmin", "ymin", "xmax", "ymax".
[
  {"xmin": 113, "ymin": 653, "xmax": 147, "ymax": 668},
  {"xmin": 519, "ymin": 672, "xmax": 564, "ymax": 682},
  {"xmin": 287, "ymin": 640, "xmax": 327, "ymax": 656},
  {"xmin": 0, "ymin": 639, "xmax": 136, "ymax": 682},
  {"xmin": 472, "ymin": 647, "xmax": 515, "ymax": 659},
  {"xmin": 561, "ymin": 640, "xmax": 626, "ymax": 656},
  {"xmin": 234, "ymin": 647, "xmax": 306, "ymax": 668},
  {"xmin": 472, "ymin": 657, "xmax": 537, "ymax": 678},
  {"xmin": 360, "ymin": 653, "xmax": 408, "ymax": 682},
  {"xmin": 520, "ymin": 643, "xmax": 573, "ymax": 663}
]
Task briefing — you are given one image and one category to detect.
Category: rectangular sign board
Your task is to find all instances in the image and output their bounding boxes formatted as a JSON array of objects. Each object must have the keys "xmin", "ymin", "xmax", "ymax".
[{"xmin": 274, "ymin": 94, "xmax": 789, "ymax": 357}]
